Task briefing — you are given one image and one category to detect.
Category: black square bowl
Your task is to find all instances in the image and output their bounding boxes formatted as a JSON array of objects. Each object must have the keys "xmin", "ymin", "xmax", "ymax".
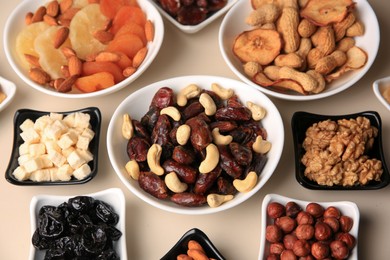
[
  {"xmin": 160, "ymin": 228, "xmax": 225, "ymax": 260},
  {"xmin": 291, "ymin": 111, "xmax": 389, "ymax": 190},
  {"xmin": 5, "ymin": 107, "xmax": 101, "ymax": 186}
]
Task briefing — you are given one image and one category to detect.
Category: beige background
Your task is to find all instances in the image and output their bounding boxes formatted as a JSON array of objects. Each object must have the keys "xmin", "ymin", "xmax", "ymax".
[{"xmin": 1, "ymin": 0, "xmax": 390, "ymax": 259}]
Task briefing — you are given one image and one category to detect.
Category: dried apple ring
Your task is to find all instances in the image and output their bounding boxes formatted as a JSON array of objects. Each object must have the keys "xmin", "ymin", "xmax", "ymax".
[{"xmin": 233, "ymin": 28, "xmax": 282, "ymax": 65}]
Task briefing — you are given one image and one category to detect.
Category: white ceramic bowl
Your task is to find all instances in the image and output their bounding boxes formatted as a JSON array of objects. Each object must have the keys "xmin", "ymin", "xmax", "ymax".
[
  {"xmin": 149, "ymin": 0, "xmax": 238, "ymax": 34},
  {"xmin": 3, "ymin": 0, "xmax": 164, "ymax": 98},
  {"xmin": 0, "ymin": 76, "xmax": 16, "ymax": 112},
  {"xmin": 259, "ymin": 194, "xmax": 360, "ymax": 260},
  {"xmin": 29, "ymin": 188, "xmax": 127, "ymax": 260},
  {"xmin": 107, "ymin": 75, "xmax": 284, "ymax": 215},
  {"xmin": 219, "ymin": 0, "xmax": 380, "ymax": 101},
  {"xmin": 373, "ymin": 76, "xmax": 390, "ymax": 112}
]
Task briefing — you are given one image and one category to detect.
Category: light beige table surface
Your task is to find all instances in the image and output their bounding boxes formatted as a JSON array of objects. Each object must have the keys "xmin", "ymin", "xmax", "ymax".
[{"xmin": 1, "ymin": 1, "xmax": 390, "ymax": 259}]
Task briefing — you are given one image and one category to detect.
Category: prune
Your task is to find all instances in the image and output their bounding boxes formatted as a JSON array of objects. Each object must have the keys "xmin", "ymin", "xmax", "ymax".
[
  {"xmin": 182, "ymin": 101, "xmax": 204, "ymax": 120},
  {"xmin": 150, "ymin": 86, "xmax": 175, "ymax": 109},
  {"xmin": 139, "ymin": 171, "xmax": 169, "ymax": 199},
  {"xmin": 171, "ymin": 192, "xmax": 207, "ymax": 206},
  {"xmin": 216, "ymin": 176, "xmax": 237, "ymax": 195},
  {"xmin": 127, "ymin": 136, "xmax": 150, "ymax": 162},
  {"xmin": 194, "ymin": 166, "xmax": 221, "ymax": 194},
  {"xmin": 215, "ymin": 107, "xmax": 252, "ymax": 121},
  {"xmin": 159, "ymin": 0, "xmax": 181, "ymax": 15},
  {"xmin": 172, "ymin": 145, "xmax": 196, "ymax": 165},
  {"xmin": 132, "ymin": 119, "xmax": 151, "ymax": 140},
  {"xmin": 141, "ymin": 106, "xmax": 160, "ymax": 133},
  {"xmin": 32, "ymin": 196, "xmax": 122, "ymax": 259},
  {"xmin": 229, "ymin": 142, "xmax": 253, "ymax": 166},
  {"xmin": 186, "ymin": 116, "xmax": 212, "ymax": 151},
  {"xmin": 177, "ymin": 6, "xmax": 208, "ymax": 25},
  {"xmin": 163, "ymin": 159, "xmax": 198, "ymax": 184},
  {"xmin": 151, "ymin": 114, "xmax": 172, "ymax": 146},
  {"xmin": 218, "ymin": 145, "xmax": 243, "ymax": 178}
]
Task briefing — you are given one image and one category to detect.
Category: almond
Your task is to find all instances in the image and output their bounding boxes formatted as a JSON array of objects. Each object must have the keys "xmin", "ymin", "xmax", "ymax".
[
  {"xmin": 43, "ymin": 14, "xmax": 58, "ymax": 26},
  {"xmin": 24, "ymin": 54, "xmax": 41, "ymax": 68},
  {"xmin": 133, "ymin": 47, "xmax": 148, "ymax": 68},
  {"xmin": 25, "ymin": 12, "xmax": 33, "ymax": 25},
  {"xmin": 46, "ymin": 1, "xmax": 60, "ymax": 17},
  {"xmin": 93, "ymin": 30, "xmax": 114, "ymax": 44},
  {"xmin": 54, "ymin": 27, "xmax": 69, "ymax": 49},
  {"xmin": 57, "ymin": 75, "xmax": 78, "ymax": 93},
  {"xmin": 95, "ymin": 52, "xmax": 120, "ymax": 62},
  {"xmin": 61, "ymin": 65, "xmax": 71, "ymax": 78},
  {"xmin": 53, "ymin": 78, "xmax": 65, "ymax": 90},
  {"xmin": 29, "ymin": 68, "xmax": 51, "ymax": 84},
  {"xmin": 59, "ymin": 0, "xmax": 73, "ymax": 14},
  {"xmin": 31, "ymin": 6, "xmax": 47, "ymax": 23},
  {"xmin": 68, "ymin": 56, "xmax": 83, "ymax": 76},
  {"xmin": 123, "ymin": 67, "xmax": 136, "ymax": 77},
  {"xmin": 61, "ymin": 46, "xmax": 76, "ymax": 58}
]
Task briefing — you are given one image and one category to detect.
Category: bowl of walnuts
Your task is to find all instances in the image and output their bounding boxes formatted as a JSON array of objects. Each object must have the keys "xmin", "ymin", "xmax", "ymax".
[{"xmin": 219, "ymin": 0, "xmax": 379, "ymax": 101}]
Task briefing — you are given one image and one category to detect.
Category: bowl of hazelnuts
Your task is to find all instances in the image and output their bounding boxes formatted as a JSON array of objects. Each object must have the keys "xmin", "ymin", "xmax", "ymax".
[{"xmin": 259, "ymin": 194, "xmax": 359, "ymax": 260}]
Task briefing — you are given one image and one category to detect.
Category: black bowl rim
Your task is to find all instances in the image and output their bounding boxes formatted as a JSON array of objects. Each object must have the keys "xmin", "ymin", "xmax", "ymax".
[
  {"xmin": 160, "ymin": 228, "xmax": 225, "ymax": 260},
  {"xmin": 291, "ymin": 110, "xmax": 390, "ymax": 190},
  {"xmin": 5, "ymin": 107, "xmax": 102, "ymax": 186}
]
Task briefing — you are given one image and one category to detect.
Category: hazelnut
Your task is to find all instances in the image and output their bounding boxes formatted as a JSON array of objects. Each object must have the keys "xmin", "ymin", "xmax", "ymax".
[
  {"xmin": 293, "ymin": 239, "xmax": 311, "ymax": 257},
  {"xmin": 276, "ymin": 216, "xmax": 297, "ymax": 233},
  {"xmin": 323, "ymin": 217, "xmax": 340, "ymax": 233},
  {"xmin": 295, "ymin": 224, "xmax": 314, "ymax": 240},
  {"xmin": 299, "ymin": 256, "xmax": 314, "ymax": 260},
  {"xmin": 330, "ymin": 240, "xmax": 349, "ymax": 259},
  {"xmin": 286, "ymin": 201, "xmax": 302, "ymax": 218},
  {"xmin": 306, "ymin": 202, "xmax": 325, "ymax": 218},
  {"xmin": 267, "ymin": 202, "xmax": 286, "ymax": 219},
  {"xmin": 270, "ymin": 242, "xmax": 285, "ymax": 255},
  {"xmin": 283, "ymin": 234, "xmax": 298, "ymax": 250},
  {"xmin": 315, "ymin": 222, "xmax": 333, "ymax": 241},
  {"xmin": 280, "ymin": 249, "xmax": 297, "ymax": 260},
  {"xmin": 323, "ymin": 206, "xmax": 341, "ymax": 219},
  {"xmin": 311, "ymin": 241, "xmax": 330, "ymax": 259},
  {"xmin": 339, "ymin": 215, "xmax": 353, "ymax": 232},
  {"xmin": 266, "ymin": 224, "xmax": 283, "ymax": 243},
  {"xmin": 296, "ymin": 211, "xmax": 314, "ymax": 225},
  {"xmin": 335, "ymin": 232, "xmax": 356, "ymax": 250},
  {"xmin": 267, "ymin": 254, "xmax": 279, "ymax": 260}
]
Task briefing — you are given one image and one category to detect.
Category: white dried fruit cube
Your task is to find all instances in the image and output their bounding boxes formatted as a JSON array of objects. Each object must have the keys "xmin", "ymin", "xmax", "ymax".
[
  {"xmin": 45, "ymin": 140, "xmax": 62, "ymax": 155},
  {"xmin": 76, "ymin": 135, "xmax": 90, "ymax": 150},
  {"xmin": 48, "ymin": 150, "xmax": 67, "ymax": 167},
  {"xmin": 30, "ymin": 169, "xmax": 51, "ymax": 182},
  {"xmin": 77, "ymin": 149, "xmax": 94, "ymax": 163},
  {"xmin": 62, "ymin": 147, "xmax": 75, "ymax": 158},
  {"xmin": 63, "ymin": 113, "xmax": 76, "ymax": 127},
  {"xmin": 81, "ymin": 127, "xmax": 95, "ymax": 141},
  {"xmin": 58, "ymin": 133, "xmax": 76, "ymax": 150},
  {"xmin": 24, "ymin": 157, "xmax": 45, "ymax": 173},
  {"xmin": 12, "ymin": 166, "xmax": 31, "ymax": 181},
  {"xmin": 20, "ymin": 119, "xmax": 34, "ymax": 132},
  {"xmin": 29, "ymin": 143, "xmax": 46, "ymax": 157},
  {"xmin": 34, "ymin": 115, "xmax": 53, "ymax": 132},
  {"xmin": 40, "ymin": 154, "xmax": 54, "ymax": 168},
  {"xmin": 67, "ymin": 150, "xmax": 86, "ymax": 169},
  {"xmin": 50, "ymin": 112, "xmax": 63, "ymax": 120},
  {"xmin": 56, "ymin": 164, "xmax": 73, "ymax": 181},
  {"xmin": 73, "ymin": 163, "xmax": 91, "ymax": 180},
  {"xmin": 44, "ymin": 124, "xmax": 62, "ymax": 140},
  {"xmin": 18, "ymin": 154, "xmax": 31, "ymax": 166},
  {"xmin": 74, "ymin": 112, "xmax": 90, "ymax": 129},
  {"xmin": 19, "ymin": 143, "xmax": 30, "ymax": 155},
  {"xmin": 52, "ymin": 119, "xmax": 68, "ymax": 133},
  {"xmin": 20, "ymin": 128, "xmax": 40, "ymax": 144}
]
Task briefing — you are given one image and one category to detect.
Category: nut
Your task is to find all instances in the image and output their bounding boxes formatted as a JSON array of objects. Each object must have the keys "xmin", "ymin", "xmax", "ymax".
[
  {"xmin": 53, "ymin": 27, "xmax": 70, "ymax": 49},
  {"xmin": 243, "ymin": 61, "xmax": 263, "ymax": 78},
  {"xmin": 177, "ymin": 84, "xmax": 201, "ymax": 106},
  {"xmin": 125, "ymin": 160, "xmax": 140, "ymax": 180},
  {"xmin": 160, "ymin": 106, "xmax": 181, "ymax": 121},
  {"xmin": 274, "ymin": 53, "xmax": 304, "ymax": 68},
  {"xmin": 122, "ymin": 113, "xmax": 134, "ymax": 140},
  {"xmin": 206, "ymin": 193, "xmax": 234, "ymax": 208},
  {"xmin": 199, "ymin": 143, "xmax": 219, "ymax": 174},
  {"xmin": 165, "ymin": 172, "xmax": 188, "ymax": 193},
  {"xmin": 276, "ymin": 7, "xmax": 300, "ymax": 53},
  {"xmin": 211, "ymin": 128, "xmax": 233, "ymax": 145},
  {"xmin": 176, "ymin": 124, "xmax": 191, "ymax": 145},
  {"xmin": 68, "ymin": 55, "xmax": 82, "ymax": 76},
  {"xmin": 279, "ymin": 66, "xmax": 318, "ymax": 92},
  {"xmin": 267, "ymin": 202, "xmax": 285, "ymax": 219},
  {"xmin": 246, "ymin": 101, "xmax": 266, "ymax": 121},
  {"xmin": 133, "ymin": 47, "xmax": 148, "ymax": 68},
  {"xmin": 211, "ymin": 82, "xmax": 234, "ymax": 100},
  {"xmin": 29, "ymin": 68, "xmax": 51, "ymax": 84},
  {"xmin": 252, "ymin": 135, "xmax": 272, "ymax": 154},
  {"xmin": 147, "ymin": 143, "xmax": 164, "ymax": 176},
  {"xmin": 199, "ymin": 93, "xmax": 217, "ymax": 116},
  {"xmin": 233, "ymin": 171, "xmax": 258, "ymax": 192}
]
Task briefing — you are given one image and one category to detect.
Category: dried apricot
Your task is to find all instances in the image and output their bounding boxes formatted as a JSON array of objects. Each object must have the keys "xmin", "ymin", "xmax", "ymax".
[
  {"xmin": 82, "ymin": 61, "xmax": 125, "ymax": 83},
  {"xmin": 106, "ymin": 33, "xmax": 145, "ymax": 59},
  {"xmin": 75, "ymin": 71, "xmax": 115, "ymax": 92}
]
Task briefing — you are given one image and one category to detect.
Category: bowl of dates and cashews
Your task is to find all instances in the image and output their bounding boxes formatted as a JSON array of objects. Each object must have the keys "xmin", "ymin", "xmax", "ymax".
[{"xmin": 107, "ymin": 75, "xmax": 284, "ymax": 215}]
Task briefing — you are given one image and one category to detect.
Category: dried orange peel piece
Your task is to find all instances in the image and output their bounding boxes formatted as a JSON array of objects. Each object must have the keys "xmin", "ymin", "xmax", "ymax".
[
  {"xmin": 300, "ymin": 0, "xmax": 355, "ymax": 26},
  {"xmin": 233, "ymin": 28, "xmax": 282, "ymax": 65}
]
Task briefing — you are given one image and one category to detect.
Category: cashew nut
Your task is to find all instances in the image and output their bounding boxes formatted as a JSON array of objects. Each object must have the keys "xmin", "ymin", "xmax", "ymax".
[
  {"xmin": 211, "ymin": 82, "xmax": 234, "ymax": 100},
  {"xmin": 125, "ymin": 160, "xmax": 140, "ymax": 180},
  {"xmin": 207, "ymin": 193, "xmax": 234, "ymax": 208},
  {"xmin": 122, "ymin": 113, "xmax": 133, "ymax": 140},
  {"xmin": 233, "ymin": 171, "xmax": 258, "ymax": 193},
  {"xmin": 212, "ymin": 128, "xmax": 233, "ymax": 145},
  {"xmin": 165, "ymin": 172, "xmax": 188, "ymax": 193},
  {"xmin": 147, "ymin": 144, "xmax": 164, "ymax": 175},
  {"xmin": 199, "ymin": 143, "xmax": 219, "ymax": 174},
  {"xmin": 176, "ymin": 124, "xmax": 191, "ymax": 145},
  {"xmin": 199, "ymin": 93, "xmax": 216, "ymax": 116},
  {"xmin": 177, "ymin": 84, "xmax": 201, "ymax": 106},
  {"xmin": 252, "ymin": 135, "xmax": 272, "ymax": 154},
  {"xmin": 246, "ymin": 101, "xmax": 266, "ymax": 121},
  {"xmin": 160, "ymin": 106, "xmax": 181, "ymax": 121}
]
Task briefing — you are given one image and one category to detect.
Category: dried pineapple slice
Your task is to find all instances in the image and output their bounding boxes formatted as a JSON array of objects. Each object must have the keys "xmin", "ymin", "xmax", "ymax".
[
  {"xmin": 69, "ymin": 3, "xmax": 108, "ymax": 60},
  {"xmin": 34, "ymin": 26, "xmax": 70, "ymax": 79},
  {"xmin": 16, "ymin": 22, "xmax": 50, "ymax": 68}
]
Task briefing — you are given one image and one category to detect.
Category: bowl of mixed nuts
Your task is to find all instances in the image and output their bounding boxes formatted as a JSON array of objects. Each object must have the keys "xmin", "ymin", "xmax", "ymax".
[
  {"xmin": 3, "ymin": 0, "xmax": 164, "ymax": 98},
  {"xmin": 219, "ymin": 0, "xmax": 380, "ymax": 101},
  {"xmin": 107, "ymin": 75, "xmax": 284, "ymax": 215},
  {"xmin": 291, "ymin": 111, "xmax": 390, "ymax": 190}
]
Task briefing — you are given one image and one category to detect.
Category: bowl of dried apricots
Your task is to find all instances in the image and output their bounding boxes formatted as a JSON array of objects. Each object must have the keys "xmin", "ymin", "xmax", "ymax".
[
  {"xmin": 219, "ymin": 0, "xmax": 380, "ymax": 101},
  {"xmin": 3, "ymin": 0, "xmax": 164, "ymax": 98}
]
